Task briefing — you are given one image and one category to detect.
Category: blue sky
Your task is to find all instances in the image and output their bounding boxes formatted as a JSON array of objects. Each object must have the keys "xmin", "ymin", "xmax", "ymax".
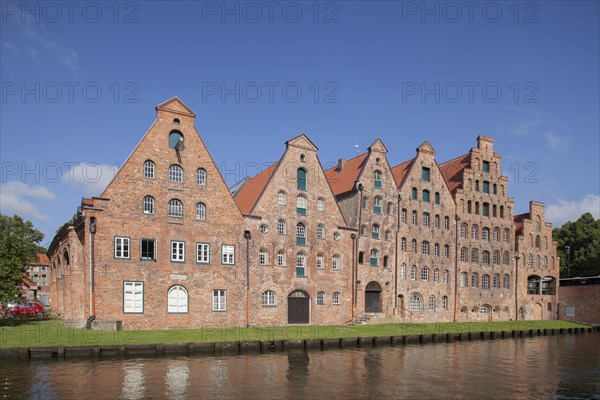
[{"xmin": 1, "ymin": 0, "xmax": 599, "ymax": 247}]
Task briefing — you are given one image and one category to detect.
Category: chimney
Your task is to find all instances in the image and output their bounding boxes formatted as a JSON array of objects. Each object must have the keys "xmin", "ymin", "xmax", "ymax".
[{"xmin": 337, "ymin": 158, "xmax": 346, "ymax": 172}]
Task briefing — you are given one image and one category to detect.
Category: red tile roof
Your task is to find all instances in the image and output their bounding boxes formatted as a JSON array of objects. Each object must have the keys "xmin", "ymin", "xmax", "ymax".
[
  {"xmin": 325, "ymin": 153, "xmax": 369, "ymax": 196},
  {"xmin": 391, "ymin": 159, "xmax": 413, "ymax": 188},
  {"xmin": 514, "ymin": 213, "xmax": 529, "ymax": 236},
  {"xmin": 439, "ymin": 153, "xmax": 470, "ymax": 193},
  {"xmin": 233, "ymin": 162, "xmax": 278, "ymax": 214}
]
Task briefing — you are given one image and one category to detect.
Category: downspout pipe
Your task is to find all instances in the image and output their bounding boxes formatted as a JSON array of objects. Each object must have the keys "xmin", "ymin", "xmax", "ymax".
[
  {"xmin": 244, "ymin": 230, "xmax": 252, "ymax": 327},
  {"xmin": 88, "ymin": 217, "xmax": 96, "ymax": 329},
  {"xmin": 394, "ymin": 194, "xmax": 401, "ymax": 314},
  {"xmin": 515, "ymin": 252, "xmax": 520, "ymax": 320},
  {"xmin": 355, "ymin": 182, "xmax": 364, "ymax": 313},
  {"xmin": 350, "ymin": 233, "xmax": 357, "ymax": 319},
  {"xmin": 453, "ymin": 215, "xmax": 460, "ymax": 322}
]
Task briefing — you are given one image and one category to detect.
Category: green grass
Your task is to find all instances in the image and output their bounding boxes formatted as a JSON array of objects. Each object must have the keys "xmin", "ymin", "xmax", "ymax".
[{"xmin": 0, "ymin": 319, "xmax": 591, "ymax": 349}]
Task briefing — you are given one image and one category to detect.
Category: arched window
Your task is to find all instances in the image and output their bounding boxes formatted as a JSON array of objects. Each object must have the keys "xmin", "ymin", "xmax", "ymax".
[
  {"xmin": 493, "ymin": 274, "xmax": 500, "ymax": 288},
  {"xmin": 461, "ymin": 247, "xmax": 468, "ymax": 262},
  {"xmin": 434, "ymin": 192, "xmax": 440, "ymax": 204},
  {"xmin": 471, "ymin": 248, "xmax": 479, "ymax": 263},
  {"xmin": 433, "ymin": 268, "xmax": 439, "ymax": 283},
  {"xmin": 482, "ymin": 228, "xmax": 490, "ymax": 241},
  {"xmin": 196, "ymin": 168, "xmax": 207, "ymax": 186},
  {"xmin": 422, "ymin": 190, "xmax": 430, "ymax": 202},
  {"xmin": 444, "ymin": 216, "xmax": 450, "ymax": 230},
  {"xmin": 168, "ymin": 130, "xmax": 184, "ymax": 149},
  {"xmin": 536, "ymin": 255, "xmax": 540, "ymax": 266},
  {"xmin": 461, "ymin": 223, "xmax": 467, "ymax": 238},
  {"xmin": 443, "ymin": 270, "xmax": 449, "ymax": 284},
  {"xmin": 421, "ymin": 266, "xmax": 429, "ymax": 281},
  {"xmin": 401, "ymin": 237, "xmax": 407, "ymax": 252},
  {"xmin": 503, "ymin": 251, "xmax": 510, "ymax": 265},
  {"xmin": 493, "ymin": 228, "xmax": 500, "ymax": 242},
  {"xmin": 460, "ymin": 272, "xmax": 468, "ymax": 287},
  {"xmin": 358, "ymin": 251, "xmax": 365, "ymax": 264},
  {"xmin": 371, "ymin": 224, "xmax": 380, "ymax": 239},
  {"xmin": 296, "ymin": 223, "xmax": 306, "ymax": 246},
  {"xmin": 543, "ymin": 256, "xmax": 548, "ymax": 268},
  {"xmin": 468, "ymin": 201, "xmax": 472, "ymax": 214},
  {"xmin": 360, "ymin": 225, "xmax": 367, "ymax": 236},
  {"xmin": 500, "ymin": 205, "xmax": 505, "ymax": 218},
  {"xmin": 370, "ymin": 249, "xmax": 379, "ymax": 266},
  {"xmin": 195, "ymin": 202, "xmax": 206, "ymax": 220},
  {"xmin": 277, "ymin": 251, "xmax": 286, "ymax": 267},
  {"xmin": 411, "ymin": 265, "xmax": 417, "ymax": 280},
  {"xmin": 332, "ymin": 292, "xmax": 340, "ymax": 305},
  {"xmin": 434, "ymin": 243, "xmax": 440, "ymax": 257},
  {"xmin": 535, "ymin": 235, "xmax": 541, "ymax": 248},
  {"xmin": 471, "ymin": 225, "xmax": 479, "ymax": 239},
  {"xmin": 482, "ymin": 275, "xmax": 490, "ymax": 288},
  {"xmin": 528, "ymin": 254, "xmax": 533, "ymax": 265},
  {"xmin": 423, "ymin": 212, "xmax": 430, "ymax": 227},
  {"xmin": 296, "ymin": 195, "xmax": 307, "ymax": 215},
  {"xmin": 444, "ymin": 244, "xmax": 450, "ymax": 258},
  {"xmin": 482, "ymin": 250, "xmax": 490, "ymax": 265},
  {"xmin": 428, "ymin": 295, "xmax": 436, "ymax": 311},
  {"xmin": 401, "ymin": 264, "xmax": 407, "ymax": 279},
  {"xmin": 168, "ymin": 286, "xmax": 188, "ymax": 313},
  {"xmin": 317, "ymin": 224, "xmax": 325, "ymax": 239},
  {"xmin": 168, "ymin": 164, "xmax": 183, "ymax": 183},
  {"xmin": 475, "ymin": 180, "xmax": 480, "ymax": 191},
  {"xmin": 317, "ymin": 291, "xmax": 325, "ymax": 305},
  {"xmin": 493, "ymin": 204, "xmax": 497, "ymax": 217},
  {"xmin": 143, "ymin": 160, "xmax": 155, "ymax": 179},
  {"xmin": 401, "ymin": 209, "xmax": 407, "ymax": 223},
  {"xmin": 493, "ymin": 251, "xmax": 500, "ymax": 265},
  {"xmin": 295, "ymin": 253, "xmax": 306, "ymax": 276},
  {"xmin": 409, "ymin": 293, "xmax": 423, "ymax": 311},
  {"xmin": 385, "ymin": 230, "xmax": 391, "ymax": 241},
  {"xmin": 422, "ymin": 241, "xmax": 429, "ymax": 255},
  {"xmin": 442, "ymin": 296, "xmax": 448, "ymax": 310},
  {"xmin": 316, "ymin": 254, "xmax": 324, "ymax": 269},
  {"xmin": 259, "ymin": 249, "xmax": 268, "ymax": 265},
  {"xmin": 412, "ymin": 239, "xmax": 417, "ymax": 253},
  {"xmin": 383, "ymin": 255, "xmax": 389, "ymax": 268},
  {"xmin": 411, "ymin": 187, "xmax": 417, "ymax": 200},
  {"xmin": 374, "ymin": 170, "xmax": 382, "ymax": 188},
  {"xmin": 412, "ymin": 210, "xmax": 418, "ymax": 225},
  {"xmin": 143, "ymin": 196, "xmax": 154, "ymax": 214},
  {"xmin": 434, "ymin": 214, "xmax": 440, "ymax": 228},
  {"xmin": 278, "ymin": 219, "xmax": 286, "ymax": 235},
  {"xmin": 387, "ymin": 202, "xmax": 394, "ymax": 215},
  {"xmin": 262, "ymin": 290, "xmax": 276, "ymax": 306},
  {"xmin": 475, "ymin": 202, "xmax": 480, "ymax": 215},
  {"xmin": 168, "ymin": 199, "xmax": 183, "ymax": 218},
  {"xmin": 297, "ymin": 168, "xmax": 307, "ymax": 190},
  {"xmin": 503, "ymin": 229, "xmax": 510, "ymax": 243},
  {"xmin": 373, "ymin": 196, "xmax": 382, "ymax": 214},
  {"xmin": 471, "ymin": 273, "xmax": 479, "ymax": 287},
  {"xmin": 278, "ymin": 191, "xmax": 287, "ymax": 206},
  {"xmin": 503, "ymin": 275, "xmax": 510, "ymax": 289},
  {"xmin": 332, "ymin": 255, "xmax": 340, "ymax": 270},
  {"xmin": 317, "ymin": 197, "xmax": 325, "ymax": 212}
]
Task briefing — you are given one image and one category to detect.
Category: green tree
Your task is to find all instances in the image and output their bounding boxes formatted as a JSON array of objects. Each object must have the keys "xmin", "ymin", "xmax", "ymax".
[
  {"xmin": 553, "ymin": 212, "xmax": 600, "ymax": 278},
  {"xmin": 0, "ymin": 214, "xmax": 45, "ymax": 305}
]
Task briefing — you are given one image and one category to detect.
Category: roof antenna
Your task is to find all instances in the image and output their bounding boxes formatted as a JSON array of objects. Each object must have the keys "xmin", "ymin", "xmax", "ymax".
[{"xmin": 354, "ymin": 144, "xmax": 359, "ymax": 154}]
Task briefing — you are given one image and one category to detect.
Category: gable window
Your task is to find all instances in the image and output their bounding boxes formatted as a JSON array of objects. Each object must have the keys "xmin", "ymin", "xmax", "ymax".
[
  {"xmin": 278, "ymin": 191, "xmax": 287, "ymax": 206},
  {"xmin": 115, "ymin": 237, "xmax": 130, "ymax": 259},
  {"xmin": 296, "ymin": 253, "xmax": 306, "ymax": 276},
  {"xmin": 168, "ymin": 286, "xmax": 188, "ymax": 313},
  {"xmin": 422, "ymin": 190, "xmax": 430, "ymax": 202},
  {"xmin": 256, "ymin": 248, "xmax": 268, "ymax": 266},
  {"xmin": 373, "ymin": 196, "xmax": 382, "ymax": 214},
  {"xmin": 370, "ymin": 249, "xmax": 379, "ymax": 266},
  {"xmin": 123, "ymin": 282, "xmax": 143, "ymax": 313},
  {"xmin": 422, "ymin": 167, "xmax": 430, "ymax": 182},
  {"xmin": 262, "ymin": 290, "xmax": 276, "ymax": 306},
  {"xmin": 317, "ymin": 197, "xmax": 325, "ymax": 212},
  {"xmin": 277, "ymin": 251, "xmax": 286, "ymax": 267},
  {"xmin": 171, "ymin": 241, "xmax": 185, "ymax": 262},
  {"xmin": 411, "ymin": 187, "xmax": 417, "ymax": 200},
  {"xmin": 296, "ymin": 223, "xmax": 306, "ymax": 246},
  {"xmin": 296, "ymin": 195, "xmax": 307, "ymax": 216},
  {"xmin": 213, "ymin": 290, "xmax": 226, "ymax": 311},
  {"xmin": 143, "ymin": 160, "xmax": 155, "ymax": 179},
  {"xmin": 317, "ymin": 291, "xmax": 325, "ymax": 305},
  {"xmin": 297, "ymin": 168, "xmax": 307, "ymax": 191},
  {"xmin": 372, "ymin": 224, "xmax": 380, "ymax": 239},
  {"xmin": 197, "ymin": 243, "xmax": 210, "ymax": 263},
  {"xmin": 141, "ymin": 238, "xmax": 156, "ymax": 261},
  {"xmin": 168, "ymin": 199, "xmax": 183, "ymax": 218},
  {"xmin": 483, "ymin": 181, "xmax": 490, "ymax": 193},
  {"xmin": 196, "ymin": 203, "xmax": 206, "ymax": 220},
  {"xmin": 317, "ymin": 224, "xmax": 325, "ymax": 239},
  {"xmin": 332, "ymin": 292, "xmax": 340, "ymax": 305},
  {"xmin": 278, "ymin": 219, "xmax": 286, "ymax": 235},
  {"xmin": 374, "ymin": 170, "xmax": 382, "ymax": 188},
  {"xmin": 169, "ymin": 165, "xmax": 183, "ymax": 183},
  {"xmin": 222, "ymin": 245, "xmax": 235, "ymax": 264},
  {"xmin": 169, "ymin": 130, "xmax": 184, "ymax": 149},
  {"xmin": 196, "ymin": 168, "xmax": 207, "ymax": 186},
  {"xmin": 434, "ymin": 192, "xmax": 440, "ymax": 204},
  {"xmin": 483, "ymin": 160, "xmax": 490, "ymax": 172},
  {"xmin": 143, "ymin": 196, "xmax": 155, "ymax": 214}
]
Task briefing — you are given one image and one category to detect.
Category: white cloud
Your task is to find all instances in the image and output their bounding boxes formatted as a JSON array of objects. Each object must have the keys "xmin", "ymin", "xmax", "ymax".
[
  {"xmin": 543, "ymin": 131, "xmax": 566, "ymax": 150},
  {"xmin": 546, "ymin": 194, "xmax": 600, "ymax": 227},
  {"xmin": 0, "ymin": 181, "xmax": 57, "ymax": 220},
  {"xmin": 61, "ymin": 163, "xmax": 119, "ymax": 196}
]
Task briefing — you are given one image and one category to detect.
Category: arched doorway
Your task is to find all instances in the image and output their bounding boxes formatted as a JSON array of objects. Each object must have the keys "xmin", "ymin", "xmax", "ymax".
[
  {"xmin": 288, "ymin": 290, "xmax": 310, "ymax": 324},
  {"xmin": 365, "ymin": 281, "xmax": 382, "ymax": 313}
]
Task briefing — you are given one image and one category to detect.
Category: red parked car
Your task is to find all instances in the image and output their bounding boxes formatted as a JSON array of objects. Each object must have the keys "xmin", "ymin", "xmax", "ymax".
[{"xmin": 7, "ymin": 302, "xmax": 46, "ymax": 318}]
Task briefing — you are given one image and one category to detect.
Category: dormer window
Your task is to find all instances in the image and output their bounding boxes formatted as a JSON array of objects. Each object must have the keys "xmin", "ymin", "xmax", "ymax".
[
  {"xmin": 169, "ymin": 130, "xmax": 184, "ymax": 149},
  {"xmin": 422, "ymin": 167, "xmax": 430, "ymax": 182}
]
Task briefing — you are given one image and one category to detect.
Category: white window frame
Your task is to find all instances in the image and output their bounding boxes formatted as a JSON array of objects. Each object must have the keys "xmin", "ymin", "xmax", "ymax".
[
  {"xmin": 168, "ymin": 199, "xmax": 183, "ymax": 218},
  {"xmin": 262, "ymin": 290, "xmax": 276, "ymax": 306},
  {"xmin": 213, "ymin": 289, "xmax": 226, "ymax": 311},
  {"xmin": 196, "ymin": 168, "xmax": 207, "ymax": 186},
  {"xmin": 332, "ymin": 255, "xmax": 340, "ymax": 270},
  {"xmin": 317, "ymin": 291, "xmax": 325, "ymax": 305},
  {"xmin": 168, "ymin": 164, "xmax": 183, "ymax": 183},
  {"xmin": 316, "ymin": 254, "xmax": 324, "ymax": 269},
  {"xmin": 197, "ymin": 242, "xmax": 210, "ymax": 264},
  {"xmin": 278, "ymin": 191, "xmax": 287, "ymax": 206},
  {"xmin": 317, "ymin": 198, "xmax": 325, "ymax": 212},
  {"xmin": 168, "ymin": 285, "xmax": 188, "ymax": 313},
  {"xmin": 196, "ymin": 202, "xmax": 206, "ymax": 220},
  {"xmin": 115, "ymin": 237, "xmax": 130, "ymax": 259},
  {"xmin": 222, "ymin": 245, "xmax": 235, "ymax": 265},
  {"xmin": 123, "ymin": 281, "xmax": 143, "ymax": 313},
  {"xmin": 171, "ymin": 241, "xmax": 185, "ymax": 262},
  {"xmin": 277, "ymin": 251, "xmax": 286, "ymax": 267},
  {"xmin": 143, "ymin": 196, "xmax": 154, "ymax": 214},
  {"xmin": 259, "ymin": 249, "xmax": 268, "ymax": 266},
  {"xmin": 278, "ymin": 219, "xmax": 286, "ymax": 235},
  {"xmin": 143, "ymin": 160, "xmax": 155, "ymax": 179},
  {"xmin": 332, "ymin": 292, "xmax": 340, "ymax": 305}
]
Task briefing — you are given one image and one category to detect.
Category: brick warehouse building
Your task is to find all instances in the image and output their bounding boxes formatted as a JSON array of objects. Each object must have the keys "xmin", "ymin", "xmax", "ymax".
[{"xmin": 48, "ymin": 98, "xmax": 560, "ymax": 330}]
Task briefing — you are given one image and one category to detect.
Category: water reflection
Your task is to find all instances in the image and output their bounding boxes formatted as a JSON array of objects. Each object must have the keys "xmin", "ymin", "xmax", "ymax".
[{"xmin": 1, "ymin": 335, "xmax": 598, "ymax": 399}]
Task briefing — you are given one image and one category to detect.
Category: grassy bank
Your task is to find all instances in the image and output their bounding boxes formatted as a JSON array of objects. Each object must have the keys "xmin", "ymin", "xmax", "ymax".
[{"xmin": 0, "ymin": 319, "xmax": 592, "ymax": 349}]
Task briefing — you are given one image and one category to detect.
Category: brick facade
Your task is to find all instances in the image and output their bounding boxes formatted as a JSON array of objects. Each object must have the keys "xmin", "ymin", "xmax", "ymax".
[{"xmin": 47, "ymin": 98, "xmax": 561, "ymax": 329}]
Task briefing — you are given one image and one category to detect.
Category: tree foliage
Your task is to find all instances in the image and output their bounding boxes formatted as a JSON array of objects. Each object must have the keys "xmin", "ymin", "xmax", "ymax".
[
  {"xmin": 0, "ymin": 214, "xmax": 45, "ymax": 304},
  {"xmin": 553, "ymin": 212, "xmax": 600, "ymax": 278}
]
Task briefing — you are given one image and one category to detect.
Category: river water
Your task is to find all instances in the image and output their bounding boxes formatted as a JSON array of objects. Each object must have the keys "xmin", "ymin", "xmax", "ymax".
[{"xmin": 1, "ymin": 334, "xmax": 598, "ymax": 399}]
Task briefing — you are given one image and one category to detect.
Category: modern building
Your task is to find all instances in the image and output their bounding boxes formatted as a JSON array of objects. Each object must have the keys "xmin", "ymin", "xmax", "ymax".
[
  {"xmin": 48, "ymin": 98, "xmax": 560, "ymax": 330},
  {"xmin": 23, "ymin": 254, "xmax": 51, "ymax": 305}
]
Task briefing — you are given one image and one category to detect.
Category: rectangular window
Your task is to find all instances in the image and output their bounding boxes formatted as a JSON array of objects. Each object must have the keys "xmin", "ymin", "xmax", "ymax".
[
  {"xmin": 422, "ymin": 167, "xmax": 430, "ymax": 182},
  {"xmin": 565, "ymin": 306, "xmax": 575, "ymax": 317},
  {"xmin": 483, "ymin": 161, "xmax": 490, "ymax": 172},
  {"xmin": 115, "ymin": 237, "xmax": 130, "ymax": 259},
  {"xmin": 171, "ymin": 241, "xmax": 185, "ymax": 262},
  {"xmin": 483, "ymin": 203, "xmax": 490, "ymax": 217},
  {"xmin": 213, "ymin": 289, "xmax": 226, "ymax": 311},
  {"xmin": 123, "ymin": 281, "xmax": 143, "ymax": 313},
  {"xmin": 140, "ymin": 238, "xmax": 156, "ymax": 261},
  {"xmin": 483, "ymin": 181, "xmax": 490, "ymax": 193},
  {"xmin": 197, "ymin": 243, "xmax": 210, "ymax": 263},
  {"xmin": 222, "ymin": 245, "xmax": 235, "ymax": 265}
]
